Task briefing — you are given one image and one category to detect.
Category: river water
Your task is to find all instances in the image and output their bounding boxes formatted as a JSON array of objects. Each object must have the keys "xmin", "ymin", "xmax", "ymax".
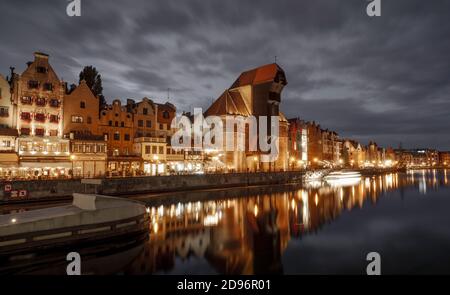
[{"xmin": 4, "ymin": 169, "xmax": 450, "ymax": 275}]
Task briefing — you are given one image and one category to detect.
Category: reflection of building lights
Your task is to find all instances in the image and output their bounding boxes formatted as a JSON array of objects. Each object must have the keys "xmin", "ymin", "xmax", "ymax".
[
  {"xmin": 203, "ymin": 213, "xmax": 219, "ymax": 226},
  {"xmin": 291, "ymin": 199, "xmax": 296, "ymax": 210},
  {"xmin": 153, "ymin": 222, "xmax": 159, "ymax": 233},
  {"xmin": 146, "ymin": 207, "xmax": 150, "ymax": 214},
  {"xmin": 315, "ymin": 194, "xmax": 319, "ymax": 206},
  {"xmin": 254, "ymin": 204, "xmax": 258, "ymax": 217}
]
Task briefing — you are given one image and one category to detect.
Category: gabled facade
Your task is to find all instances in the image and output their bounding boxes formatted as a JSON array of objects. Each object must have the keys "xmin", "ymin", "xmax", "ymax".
[
  {"xmin": 64, "ymin": 81, "xmax": 107, "ymax": 177},
  {"xmin": 9, "ymin": 52, "xmax": 71, "ymax": 178}
]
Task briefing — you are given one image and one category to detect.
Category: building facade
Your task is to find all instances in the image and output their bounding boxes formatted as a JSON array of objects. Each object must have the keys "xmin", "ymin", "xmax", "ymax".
[
  {"xmin": 287, "ymin": 118, "xmax": 308, "ymax": 170},
  {"xmin": 99, "ymin": 99, "xmax": 140, "ymax": 176},
  {"xmin": 64, "ymin": 80, "xmax": 107, "ymax": 177},
  {"xmin": 10, "ymin": 52, "xmax": 71, "ymax": 178}
]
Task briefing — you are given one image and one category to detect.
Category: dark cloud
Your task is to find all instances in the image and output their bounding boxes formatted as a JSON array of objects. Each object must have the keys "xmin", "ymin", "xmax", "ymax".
[{"xmin": 0, "ymin": 0, "xmax": 449, "ymax": 149}]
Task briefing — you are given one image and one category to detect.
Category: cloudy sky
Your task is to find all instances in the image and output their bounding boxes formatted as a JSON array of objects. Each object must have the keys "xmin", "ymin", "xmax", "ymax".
[{"xmin": 0, "ymin": 0, "xmax": 449, "ymax": 149}]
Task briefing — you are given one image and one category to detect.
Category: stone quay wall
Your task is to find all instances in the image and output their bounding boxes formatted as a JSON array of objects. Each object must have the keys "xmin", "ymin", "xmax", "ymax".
[{"xmin": 0, "ymin": 171, "xmax": 305, "ymax": 203}]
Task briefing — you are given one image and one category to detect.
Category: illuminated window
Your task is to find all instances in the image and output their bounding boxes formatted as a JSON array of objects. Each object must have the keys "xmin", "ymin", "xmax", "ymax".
[{"xmin": 71, "ymin": 115, "xmax": 83, "ymax": 123}]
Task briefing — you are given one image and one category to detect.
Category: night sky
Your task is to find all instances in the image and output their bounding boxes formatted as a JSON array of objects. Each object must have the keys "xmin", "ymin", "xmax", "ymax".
[{"xmin": 0, "ymin": 0, "xmax": 449, "ymax": 149}]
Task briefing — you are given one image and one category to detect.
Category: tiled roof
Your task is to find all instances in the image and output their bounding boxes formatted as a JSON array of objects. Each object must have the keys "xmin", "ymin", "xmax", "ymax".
[
  {"xmin": 230, "ymin": 63, "xmax": 287, "ymax": 88},
  {"xmin": 204, "ymin": 90, "xmax": 250, "ymax": 117}
]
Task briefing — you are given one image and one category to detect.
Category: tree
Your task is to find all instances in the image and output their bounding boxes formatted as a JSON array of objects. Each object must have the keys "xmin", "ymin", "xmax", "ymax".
[{"xmin": 79, "ymin": 66, "xmax": 107, "ymax": 114}]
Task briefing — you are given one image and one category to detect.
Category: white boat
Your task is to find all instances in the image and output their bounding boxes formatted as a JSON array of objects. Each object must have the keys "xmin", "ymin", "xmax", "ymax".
[
  {"xmin": 323, "ymin": 171, "xmax": 362, "ymax": 187},
  {"xmin": 323, "ymin": 171, "xmax": 361, "ymax": 180}
]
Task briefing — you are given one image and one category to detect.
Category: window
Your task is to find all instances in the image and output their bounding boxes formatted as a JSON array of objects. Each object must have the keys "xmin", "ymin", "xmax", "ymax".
[
  {"xmin": 108, "ymin": 120, "xmax": 112, "ymax": 126},
  {"xmin": 36, "ymin": 66, "xmax": 47, "ymax": 73},
  {"xmin": 28, "ymin": 80, "xmax": 39, "ymax": 89},
  {"xmin": 20, "ymin": 128, "xmax": 31, "ymax": 135},
  {"xmin": 49, "ymin": 98, "xmax": 60, "ymax": 107},
  {"xmin": 146, "ymin": 120, "xmax": 152, "ymax": 128},
  {"xmin": 50, "ymin": 130, "xmax": 58, "ymax": 137},
  {"xmin": 145, "ymin": 146, "xmax": 151, "ymax": 154},
  {"xmin": 35, "ymin": 113, "xmax": 46, "ymax": 122},
  {"xmin": 143, "ymin": 108, "xmax": 148, "ymax": 115},
  {"xmin": 124, "ymin": 134, "xmax": 130, "ymax": 141},
  {"xmin": 103, "ymin": 133, "xmax": 109, "ymax": 140},
  {"xmin": 43, "ymin": 83, "xmax": 53, "ymax": 91},
  {"xmin": 0, "ymin": 107, "xmax": 8, "ymax": 117},
  {"xmin": 138, "ymin": 120, "xmax": 143, "ymax": 127},
  {"xmin": 35, "ymin": 128, "xmax": 45, "ymax": 136},
  {"xmin": 80, "ymin": 101, "xmax": 86, "ymax": 109},
  {"xmin": 113, "ymin": 132, "xmax": 120, "ymax": 141},
  {"xmin": 115, "ymin": 113, "xmax": 119, "ymax": 117},
  {"xmin": 21, "ymin": 96, "xmax": 32, "ymax": 105},
  {"xmin": 121, "ymin": 121, "xmax": 124, "ymax": 127},
  {"xmin": 71, "ymin": 115, "xmax": 83, "ymax": 123},
  {"xmin": 49, "ymin": 114, "xmax": 59, "ymax": 123},
  {"xmin": 159, "ymin": 124, "xmax": 163, "ymax": 130},
  {"xmin": 163, "ymin": 111, "xmax": 169, "ymax": 119},
  {"xmin": 87, "ymin": 116, "xmax": 92, "ymax": 124},
  {"xmin": 36, "ymin": 97, "xmax": 46, "ymax": 106},
  {"xmin": 159, "ymin": 146, "xmax": 164, "ymax": 154},
  {"xmin": 115, "ymin": 121, "xmax": 118, "ymax": 127},
  {"xmin": 152, "ymin": 146, "xmax": 157, "ymax": 154}
]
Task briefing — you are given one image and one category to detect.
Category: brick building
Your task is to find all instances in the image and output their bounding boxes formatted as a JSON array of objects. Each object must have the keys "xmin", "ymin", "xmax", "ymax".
[{"xmin": 64, "ymin": 80, "xmax": 107, "ymax": 177}]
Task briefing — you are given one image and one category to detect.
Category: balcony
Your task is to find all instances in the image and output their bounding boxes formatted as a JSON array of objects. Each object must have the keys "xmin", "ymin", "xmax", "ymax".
[
  {"xmin": 34, "ymin": 113, "xmax": 46, "ymax": 123},
  {"xmin": 35, "ymin": 128, "xmax": 45, "ymax": 137},
  {"xmin": 20, "ymin": 112, "xmax": 32, "ymax": 122}
]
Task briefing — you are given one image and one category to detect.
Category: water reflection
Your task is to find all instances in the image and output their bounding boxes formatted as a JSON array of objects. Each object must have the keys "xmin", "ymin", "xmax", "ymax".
[
  {"xmin": 123, "ymin": 169, "xmax": 450, "ymax": 275},
  {"xmin": 4, "ymin": 169, "xmax": 450, "ymax": 274}
]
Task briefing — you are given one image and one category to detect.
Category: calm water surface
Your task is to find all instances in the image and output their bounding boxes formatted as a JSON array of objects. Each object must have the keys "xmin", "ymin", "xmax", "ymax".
[{"xmin": 5, "ymin": 170, "xmax": 450, "ymax": 275}]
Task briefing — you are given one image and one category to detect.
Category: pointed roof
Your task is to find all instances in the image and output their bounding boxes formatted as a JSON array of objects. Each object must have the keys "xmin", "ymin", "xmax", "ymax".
[
  {"xmin": 230, "ymin": 63, "xmax": 287, "ymax": 89},
  {"xmin": 204, "ymin": 89, "xmax": 250, "ymax": 117},
  {"xmin": 67, "ymin": 80, "xmax": 97, "ymax": 100}
]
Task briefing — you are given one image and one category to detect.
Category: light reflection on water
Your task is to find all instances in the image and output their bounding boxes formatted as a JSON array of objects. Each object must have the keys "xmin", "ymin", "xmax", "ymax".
[
  {"xmin": 130, "ymin": 169, "xmax": 450, "ymax": 275},
  {"xmin": 6, "ymin": 169, "xmax": 450, "ymax": 275}
]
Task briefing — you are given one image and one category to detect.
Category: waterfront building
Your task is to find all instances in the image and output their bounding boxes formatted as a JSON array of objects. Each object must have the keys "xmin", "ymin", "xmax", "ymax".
[
  {"xmin": 99, "ymin": 99, "xmax": 140, "ymax": 176},
  {"xmin": 342, "ymin": 139, "xmax": 364, "ymax": 168},
  {"xmin": 64, "ymin": 81, "xmax": 107, "ymax": 177},
  {"xmin": 287, "ymin": 118, "xmax": 308, "ymax": 170},
  {"xmin": 365, "ymin": 141, "xmax": 381, "ymax": 167},
  {"xmin": 306, "ymin": 121, "xmax": 323, "ymax": 168},
  {"xmin": 204, "ymin": 63, "xmax": 289, "ymax": 172},
  {"xmin": 0, "ymin": 75, "xmax": 19, "ymax": 178},
  {"xmin": 10, "ymin": 52, "xmax": 71, "ymax": 178},
  {"xmin": 127, "ymin": 98, "xmax": 176, "ymax": 175},
  {"xmin": 0, "ymin": 74, "xmax": 14, "ymax": 128},
  {"xmin": 439, "ymin": 152, "xmax": 450, "ymax": 167}
]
